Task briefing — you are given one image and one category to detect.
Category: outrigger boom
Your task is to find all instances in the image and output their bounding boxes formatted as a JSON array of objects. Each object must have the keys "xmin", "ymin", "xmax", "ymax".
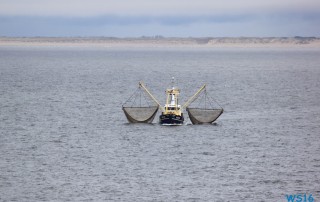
[
  {"xmin": 182, "ymin": 84, "xmax": 206, "ymax": 109},
  {"xmin": 139, "ymin": 81, "xmax": 164, "ymax": 112}
]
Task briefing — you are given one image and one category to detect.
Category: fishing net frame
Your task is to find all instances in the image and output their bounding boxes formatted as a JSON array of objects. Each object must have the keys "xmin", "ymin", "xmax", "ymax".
[
  {"xmin": 186, "ymin": 89, "xmax": 223, "ymax": 124},
  {"xmin": 122, "ymin": 86, "xmax": 159, "ymax": 123}
]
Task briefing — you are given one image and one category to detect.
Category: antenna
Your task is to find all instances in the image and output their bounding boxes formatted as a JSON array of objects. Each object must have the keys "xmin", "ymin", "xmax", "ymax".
[{"xmin": 171, "ymin": 77, "xmax": 175, "ymax": 88}]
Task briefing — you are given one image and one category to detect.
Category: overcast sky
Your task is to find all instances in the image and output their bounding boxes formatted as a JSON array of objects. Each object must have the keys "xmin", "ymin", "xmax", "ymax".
[{"xmin": 0, "ymin": 0, "xmax": 319, "ymax": 37}]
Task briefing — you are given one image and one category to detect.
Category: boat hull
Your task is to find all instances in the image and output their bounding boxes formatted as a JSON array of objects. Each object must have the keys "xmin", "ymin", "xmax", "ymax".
[{"xmin": 159, "ymin": 114, "xmax": 184, "ymax": 125}]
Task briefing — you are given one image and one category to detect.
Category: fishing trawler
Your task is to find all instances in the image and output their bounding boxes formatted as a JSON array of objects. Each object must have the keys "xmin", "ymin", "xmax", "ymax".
[
  {"xmin": 122, "ymin": 78, "xmax": 223, "ymax": 125},
  {"xmin": 159, "ymin": 80, "xmax": 184, "ymax": 125}
]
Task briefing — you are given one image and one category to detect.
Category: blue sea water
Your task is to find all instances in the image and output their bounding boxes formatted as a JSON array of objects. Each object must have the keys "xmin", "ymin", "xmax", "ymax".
[{"xmin": 0, "ymin": 46, "xmax": 320, "ymax": 201}]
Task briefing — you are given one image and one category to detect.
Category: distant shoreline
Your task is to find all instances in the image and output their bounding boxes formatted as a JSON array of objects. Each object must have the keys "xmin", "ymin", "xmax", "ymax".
[{"xmin": 1, "ymin": 37, "xmax": 320, "ymax": 48}]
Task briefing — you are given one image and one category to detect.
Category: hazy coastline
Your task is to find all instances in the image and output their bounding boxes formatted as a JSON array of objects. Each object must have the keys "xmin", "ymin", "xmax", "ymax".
[{"xmin": 1, "ymin": 37, "xmax": 320, "ymax": 48}]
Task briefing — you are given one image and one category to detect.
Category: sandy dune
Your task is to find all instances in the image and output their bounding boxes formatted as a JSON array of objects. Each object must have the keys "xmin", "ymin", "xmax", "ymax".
[{"xmin": 1, "ymin": 37, "xmax": 320, "ymax": 48}]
